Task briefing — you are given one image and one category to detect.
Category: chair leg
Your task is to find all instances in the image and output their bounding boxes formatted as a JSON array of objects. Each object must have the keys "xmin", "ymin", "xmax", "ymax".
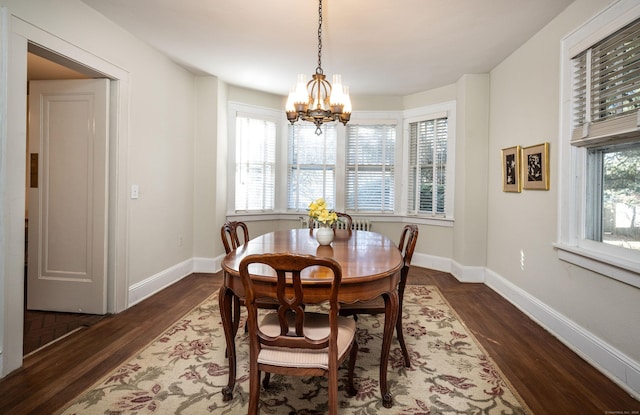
[
  {"xmin": 232, "ymin": 296, "xmax": 241, "ymax": 337},
  {"xmin": 327, "ymin": 365, "xmax": 339, "ymax": 415},
  {"xmin": 345, "ymin": 342, "xmax": 358, "ymax": 396},
  {"xmin": 262, "ymin": 372, "xmax": 271, "ymax": 389},
  {"xmin": 225, "ymin": 296, "xmax": 242, "ymax": 358},
  {"xmin": 396, "ymin": 312, "xmax": 411, "ymax": 368},
  {"xmin": 247, "ymin": 368, "xmax": 260, "ymax": 415}
]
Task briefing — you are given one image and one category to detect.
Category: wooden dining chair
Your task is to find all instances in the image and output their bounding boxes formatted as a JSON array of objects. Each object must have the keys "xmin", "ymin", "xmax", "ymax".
[
  {"xmin": 335, "ymin": 211, "xmax": 353, "ymax": 231},
  {"xmin": 339, "ymin": 224, "xmax": 419, "ymax": 367},
  {"xmin": 221, "ymin": 220, "xmax": 249, "ymax": 255},
  {"xmin": 221, "ymin": 221, "xmax": 250, "ymax": 337},
  {"xmin": 239, "ymin": 252, "xmax": 359, "ymax": 415},
  {"xmin": 221, "ymin": 221, "xmax": 279, "ymax": 338}
]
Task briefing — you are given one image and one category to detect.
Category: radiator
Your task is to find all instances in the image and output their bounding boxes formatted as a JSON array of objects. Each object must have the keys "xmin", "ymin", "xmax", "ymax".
[{"xmin": 300, "ymin": 217, "xmax": 372, "ymax": 231}]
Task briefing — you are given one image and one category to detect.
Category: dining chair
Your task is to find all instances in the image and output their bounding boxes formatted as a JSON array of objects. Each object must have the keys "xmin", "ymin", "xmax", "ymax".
[
  {"xmin": 221, "ymin": 221, "xmax": 250, "ymax": 338},
  {"xmin": 335, "ymin": 211, "xmax": 353, "ymax": 231},
  {"xmin": 239, "ymin": 252, "xmax": 358, "ymax": 415},
  {"xmin": 221, "ymin": 221, "xmax": 278, "ymax": 337},
  {"xmin": 339, "ymin": 224, "xmax": 419, "ymax": 367},
  {"xmin": 221, "ymin": 220, "xmax": 249, "ymax": 255}
]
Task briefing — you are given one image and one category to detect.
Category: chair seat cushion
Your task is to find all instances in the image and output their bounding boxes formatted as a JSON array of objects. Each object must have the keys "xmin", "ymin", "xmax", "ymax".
[{"xmin": 257, "ymin": 312, "xmax": 356, "ymax": 370}]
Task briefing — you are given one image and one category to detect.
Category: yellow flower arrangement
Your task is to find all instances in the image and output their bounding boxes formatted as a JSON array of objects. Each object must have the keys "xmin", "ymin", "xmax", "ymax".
[{"xmin": 308, "ymin": 198, "xmax": 338, "ymax": 226}]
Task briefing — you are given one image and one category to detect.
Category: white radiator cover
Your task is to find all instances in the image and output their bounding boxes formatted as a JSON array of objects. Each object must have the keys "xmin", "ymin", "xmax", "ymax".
[{"xmin": 300, "ymin": 217, "xmax": 372, "ymax": 231}]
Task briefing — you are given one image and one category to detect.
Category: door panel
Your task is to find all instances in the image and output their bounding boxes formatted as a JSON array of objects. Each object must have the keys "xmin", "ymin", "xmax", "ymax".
[{"xmin": 27, "ymin": 79, "xmax": 109, "ymax": 314}]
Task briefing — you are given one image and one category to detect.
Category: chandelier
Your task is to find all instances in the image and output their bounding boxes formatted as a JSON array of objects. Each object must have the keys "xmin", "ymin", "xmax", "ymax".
[{"xmin": 285, "ymin": 0, "xmax": 351, "ymax": 135}]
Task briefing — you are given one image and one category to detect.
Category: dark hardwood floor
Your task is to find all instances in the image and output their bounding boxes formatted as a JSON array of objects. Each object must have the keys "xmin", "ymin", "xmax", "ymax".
[{"xmin": 1, "ymin": 268, "xmax": 638, "ymax": 414}]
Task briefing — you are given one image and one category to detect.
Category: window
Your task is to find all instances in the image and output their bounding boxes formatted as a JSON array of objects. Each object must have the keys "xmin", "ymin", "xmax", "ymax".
[
  {"xmin": 345, "ymin": 123, "xmax": 396, "ymax": 212},
  {"xmin": 234, "ymin": 115, "xmax": 276, "ymax": 212},
  {"xmin": 287, "ymin": 123, "xmax": 337, "ymax": 210},
  {"xmin": 407, "ymin": 116, "xmax": 449, "ymax": 215},
  {"xmin": 558, "ymin": 0, "xmax": 640, "ymax": 287},
  {"xmin": 572, "ymin": 16, "xmax": 640, "ymax": 251},
  {"xmin": 586, "ymin": 142, "xmax": 640, "ymax": 250}
]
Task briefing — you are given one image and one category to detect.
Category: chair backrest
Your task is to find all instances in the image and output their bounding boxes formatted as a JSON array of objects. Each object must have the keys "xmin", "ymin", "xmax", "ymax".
[
  {"xmin": 221, "ymin": 221, "xmax": 250, "ymax": 254},
  {"xmin": 335, "ymin": 212, "xmax": 353, "ymax": 230},
  {"xmin": 239, "ymin": 253, "xmax": 343, "ymax": 350},
  {"xmin": 398, "ymin": 224, "xmax": 419, "ymax": 276}
]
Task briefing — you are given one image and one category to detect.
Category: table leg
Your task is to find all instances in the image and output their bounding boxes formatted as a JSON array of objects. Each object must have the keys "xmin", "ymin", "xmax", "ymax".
[
  {"xmin": 381, "ymin": 290, "xmax": 399, "ymax": 408},
  {"xmin": 219, "ymin": 285, "xmax": 236, "ymax": 401}
]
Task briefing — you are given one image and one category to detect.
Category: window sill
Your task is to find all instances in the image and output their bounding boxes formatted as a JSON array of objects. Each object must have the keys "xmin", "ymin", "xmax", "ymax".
[
  {"xmin": 227, "ymin": 212, "xmax": 454, "ymax": 228},
  {"xmin": 553, "ymin": 243, "xmax": 640, "ymax": 289}
]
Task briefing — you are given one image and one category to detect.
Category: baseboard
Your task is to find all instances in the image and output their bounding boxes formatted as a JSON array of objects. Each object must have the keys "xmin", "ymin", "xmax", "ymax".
[
  {"xmin": 485, "ymin": 268, "xmax": 640, "ymax": 399},
  {"xmin": 413, "ymin": 253, "xmax": 485, "ymax": 283},
  {"xmin": 412, "ymin": 252, "xmax": 451, "ymax": 274},
  {"xmin": 192, "ymin": 256, "xmax": 221, "ymax": 274},
  {"xmin": 128, "ymin": 259, "xmax": 194, "ymax": 307}
]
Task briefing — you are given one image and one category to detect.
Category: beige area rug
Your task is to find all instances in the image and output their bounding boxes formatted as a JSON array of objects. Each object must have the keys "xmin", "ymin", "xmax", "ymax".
[{"xmin": 59, "ymin": 286, "xmax": 531, "ymax": 414}]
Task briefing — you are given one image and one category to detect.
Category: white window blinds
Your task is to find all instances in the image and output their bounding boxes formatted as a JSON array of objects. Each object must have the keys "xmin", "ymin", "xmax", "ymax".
[
  {"xmin": 287, "ymin": 124, "xmax": 337, "ymax": 210},
  {"xmin": 408, "ymin": 116, "xmax": 448, "ymax": 215},
  {"xmin": 345, "ymin": 124, "xmax": 395, "ymax": 212},
  {"xmin": 235, "ymin": 116, "xmax": 276, "ymax": 211},
  {"xmin": 572, "ymin": 18, "xmax": 640, "ymax": 146}
]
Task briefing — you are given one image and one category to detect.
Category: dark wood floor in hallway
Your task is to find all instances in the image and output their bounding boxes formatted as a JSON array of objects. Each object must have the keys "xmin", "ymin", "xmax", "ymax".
[{"xmin": 0, "ymin": 268, "xmax": 638, "ymax": 414}]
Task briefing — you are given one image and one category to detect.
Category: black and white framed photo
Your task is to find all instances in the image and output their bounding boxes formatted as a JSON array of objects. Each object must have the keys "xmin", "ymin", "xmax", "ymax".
[
  {"xmin": 501, "ymin": 146, "xmax": 521, "ymax": 192},
  {"xmin": 522, "ymin": 142, "xmax": 549, "ymax": 190}
]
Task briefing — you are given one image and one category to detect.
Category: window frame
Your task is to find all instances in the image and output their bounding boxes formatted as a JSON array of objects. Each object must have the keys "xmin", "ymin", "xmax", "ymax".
[
  {"xmin": 227, "ymin": 102, "xmax": 284, "ymax": 215},
  {"xmin": 402, "ymin": 102, "xmax": 456, "ymax": 221},
  {"xmin": 286, "ymin": 123, "xmax": 338, "ymax": 212},
  {"xmin": 343, "ymin": 114, "xmax": 402, "ymax": 214},
  {"xmin": 557, "ymin": 0, "xmax": 640, "ymax": 288}
]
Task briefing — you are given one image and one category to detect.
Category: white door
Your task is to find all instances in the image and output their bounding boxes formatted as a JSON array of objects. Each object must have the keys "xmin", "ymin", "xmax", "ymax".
[{"xmin": 27, "ymin": 79, "xmax": 109, "ymax": 314}]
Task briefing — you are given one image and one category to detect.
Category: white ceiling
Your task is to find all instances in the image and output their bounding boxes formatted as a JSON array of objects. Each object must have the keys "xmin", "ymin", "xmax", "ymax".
[{"xmin": 80, "ymin": 0, "xmax": 575, "ymax": 97}]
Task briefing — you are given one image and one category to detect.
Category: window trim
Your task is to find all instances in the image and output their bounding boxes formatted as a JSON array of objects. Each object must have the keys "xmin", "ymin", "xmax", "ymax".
[
  {"xmin": 557, "ymin": 0, "xmax": 640, "ymax": 288},
  {"xmin": 402, "ymin": 101, "xmax": 456, "ymax": 220},
  {"xmin": 343, "ymin": 112, "xmax": 402, "ymax": 213},
  {"xmin": 227, "ymin": 102, "xmax": 284, "ymax": 214}
]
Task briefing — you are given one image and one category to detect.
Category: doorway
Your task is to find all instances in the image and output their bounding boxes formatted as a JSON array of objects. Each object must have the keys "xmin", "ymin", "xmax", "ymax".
[
  {"xmin": 24, "ymin": 46, "xmax": 109, "ymax": 354},
  {"xmin": 2, "ymin": 16, "xmax": 131, "ymax": 378}
]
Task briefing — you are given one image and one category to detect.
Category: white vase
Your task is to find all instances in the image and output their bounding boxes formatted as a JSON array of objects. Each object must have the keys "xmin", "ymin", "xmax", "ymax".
[{"xmin": 315, "ymin": 226, "xmax": 334, "ymax": 246}]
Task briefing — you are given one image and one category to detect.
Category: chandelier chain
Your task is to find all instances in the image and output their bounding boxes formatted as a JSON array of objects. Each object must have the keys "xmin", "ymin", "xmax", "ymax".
[{"xmin": 316, "ymin": 0, "xmax": 323, "ymax": 74}]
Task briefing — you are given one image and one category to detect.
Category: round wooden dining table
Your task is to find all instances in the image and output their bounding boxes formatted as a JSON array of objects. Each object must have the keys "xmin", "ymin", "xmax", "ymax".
[{"xmin": 219, "ymin": 228, "xmax": 404, "ymax": 408}]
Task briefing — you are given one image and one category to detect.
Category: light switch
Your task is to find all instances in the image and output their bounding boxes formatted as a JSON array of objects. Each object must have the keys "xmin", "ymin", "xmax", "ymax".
[{"xmin": 131, "ymin": 184, "xmax": 139, "ymax": 199}]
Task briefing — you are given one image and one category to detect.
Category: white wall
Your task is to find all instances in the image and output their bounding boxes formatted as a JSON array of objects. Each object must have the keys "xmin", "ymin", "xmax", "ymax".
[
  {"xmin": 487, "ymin": 0, "xmax": 640, "ymax": 395},
  {"xmin": 0, "ymin": 0, "xmax": 199, "ymax": 376}
]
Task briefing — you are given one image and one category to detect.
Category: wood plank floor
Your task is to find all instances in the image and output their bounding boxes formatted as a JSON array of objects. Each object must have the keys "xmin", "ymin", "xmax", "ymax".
[{"xmin": 0, "ymin": 268, "xmax": 638, "ymax": 414}]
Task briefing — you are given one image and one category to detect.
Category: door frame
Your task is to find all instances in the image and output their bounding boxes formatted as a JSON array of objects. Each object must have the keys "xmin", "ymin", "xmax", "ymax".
[{"xmin": 0, "ymin": 10, "xmax": 130, "ymax": 377}]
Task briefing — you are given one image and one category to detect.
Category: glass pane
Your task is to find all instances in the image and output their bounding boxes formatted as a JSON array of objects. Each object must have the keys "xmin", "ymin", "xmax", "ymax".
[
  {"xmin": 288, "ymin": 124, "xmax": 336, "ymax": 210},
  {"xmin": 345, "ymin": 124, "xmax": 396, "ymax": 212},
  {"xmin": 601, "ymin": 143, "xmax": 640, "ymax": 250},
  {"xmin": 235, "ymin": 116, "xmax": 276, "ymax": 211}
]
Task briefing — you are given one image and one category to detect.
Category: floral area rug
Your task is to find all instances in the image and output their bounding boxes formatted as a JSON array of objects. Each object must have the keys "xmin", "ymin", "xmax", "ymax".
[{"xmin": 59, "ymin": 286, "xmax": 531, "ymax": 414}]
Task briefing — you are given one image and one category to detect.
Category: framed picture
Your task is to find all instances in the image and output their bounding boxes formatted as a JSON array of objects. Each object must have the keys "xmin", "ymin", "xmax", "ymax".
[
  {"xmin": 501, "ymin": 146, "xmax": 521, "ymax": 192},
  {"xmin": 522, "ymin": 142, "xmax": 550, "ymax": 190}
]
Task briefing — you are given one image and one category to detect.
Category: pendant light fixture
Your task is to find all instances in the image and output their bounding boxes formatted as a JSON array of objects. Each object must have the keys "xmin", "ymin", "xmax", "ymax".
[{"xmin": 285, "ymin": 0, "xmax": 352, "ymax": 135}]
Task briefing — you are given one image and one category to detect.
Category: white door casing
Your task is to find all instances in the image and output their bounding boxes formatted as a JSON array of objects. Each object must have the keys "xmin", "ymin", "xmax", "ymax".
[{"xmin": 27, "ymin": 79, "xmax": 109, "ymax": 314}]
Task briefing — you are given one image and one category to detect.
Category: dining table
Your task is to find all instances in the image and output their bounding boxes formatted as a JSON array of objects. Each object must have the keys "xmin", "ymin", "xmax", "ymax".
[{"xmin": 219, "ymin": 228, "xmax": 404, "ymax": 408}]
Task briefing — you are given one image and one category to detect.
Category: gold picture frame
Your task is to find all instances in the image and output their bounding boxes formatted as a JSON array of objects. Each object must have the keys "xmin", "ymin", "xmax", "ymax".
[
  {"xmin": 501, "ymin": 146, "xmax": 521, "ymax": 192},
  {"xmin": 522, "ymin": 142, "xmax": 550, "ymax": 190}
]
